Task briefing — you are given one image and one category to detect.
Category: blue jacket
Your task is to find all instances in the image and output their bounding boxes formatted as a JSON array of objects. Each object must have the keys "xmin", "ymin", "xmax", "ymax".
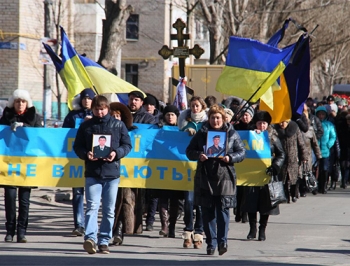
[
  {"xmin": 62, "ymin": 108, "xmax": 93, "ymax": 129},
  {"xmin": 73, "ymin": 114, "xmax": 132, "ymax": 179},
  {"xmin": 315, "ymin": 106, "xmax": 336, "ymax": 158}
]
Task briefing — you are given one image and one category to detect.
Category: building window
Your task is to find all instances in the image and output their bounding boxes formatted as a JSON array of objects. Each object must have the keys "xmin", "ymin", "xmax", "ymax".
[
  {"xmin": 126, "ymin": 64, "xmax": 138, "ymax": 87},
  {"xmin": 126, "ymin": 14, "xmax": 139, "ymax": 40}
]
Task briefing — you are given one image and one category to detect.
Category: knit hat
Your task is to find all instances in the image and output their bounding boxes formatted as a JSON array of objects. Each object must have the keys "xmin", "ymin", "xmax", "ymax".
[
  {"xmin": 224, "ymin": 108, "xmax": 234, "ymax": 122},
  {"xmin": 110, "ymin": 102, "xmax": 133, "ymax": 129},
  {"xmin": 254, "ymin": 111, "xmax": 272, "ymax": 125},
  {"xmin": 329, "ymin": 103, "xmax": 338, "ymax": 113},
  {"xmin": 7, "ymin": 89, "xmax": 33, "ymax": 108},
  {"xmin": 143, "ymin": 93, "xmax": 159, "ymax": 110},
  {"xmin": 80, "ymin": 88, "xmax": 95, "ymax": 100},
  {"xmin": 241, "ymin": 101, "xmax": 255, "ymax": 118},
  {"xmin": 163, "ymin": 105, "xmax": 180, "ymax": 117},
  {"xmin": 327, "ymin": 95, "xmax": 335, "ymax": 102}
]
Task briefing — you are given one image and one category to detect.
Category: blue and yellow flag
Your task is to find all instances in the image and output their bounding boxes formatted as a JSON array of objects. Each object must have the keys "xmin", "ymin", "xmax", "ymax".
[
  {"xmin": 79, "ymin": 55, "xmax": 145, "ymax": 103},
  {"xmin": 216, "ymin": 36, "xmax": 297, "ymax": 103},
  {"xmin": 260, "ymin": 23, "xmax": 310, "ymax": 123},
  {"xmin": 43, "ymin": 27, "xmax": 95, "ymax": 110}
]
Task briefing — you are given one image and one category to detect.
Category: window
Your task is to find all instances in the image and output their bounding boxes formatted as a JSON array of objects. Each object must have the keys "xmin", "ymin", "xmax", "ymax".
[
  {"xmin": 126, "ymin": 14, "xmax": 139, "ymax": 40},
  {"xmin": 125, "ymin": 64, "xmax": 138, "ymax": 87}
]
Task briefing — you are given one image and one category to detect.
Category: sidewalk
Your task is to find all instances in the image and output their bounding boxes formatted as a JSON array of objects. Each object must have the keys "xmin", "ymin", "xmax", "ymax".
[{"xmin": 0, "ymin": 187, "xmax": 349, "ymax": 266}]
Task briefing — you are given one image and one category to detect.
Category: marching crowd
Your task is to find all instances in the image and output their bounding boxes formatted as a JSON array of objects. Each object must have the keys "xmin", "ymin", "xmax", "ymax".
[{"xmin": 1, "ymin": 88, "xmax": 349, "ymax": 256}]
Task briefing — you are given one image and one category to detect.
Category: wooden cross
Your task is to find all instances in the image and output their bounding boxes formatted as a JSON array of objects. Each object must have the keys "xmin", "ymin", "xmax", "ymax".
[{"xmin": 158, "ymin": 18, "xmax": 204, "ymax": 80}]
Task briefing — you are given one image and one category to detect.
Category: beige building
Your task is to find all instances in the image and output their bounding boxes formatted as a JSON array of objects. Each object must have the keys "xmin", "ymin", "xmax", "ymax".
[{"xmin": 0, "ymin": 0, "xmax": 211, "ymax": 119}]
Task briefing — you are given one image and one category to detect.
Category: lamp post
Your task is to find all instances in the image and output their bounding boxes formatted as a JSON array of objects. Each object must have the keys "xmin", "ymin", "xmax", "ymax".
[{"xmin": 43, "ymin": 0, "xmax": 53, "ymax": 127}]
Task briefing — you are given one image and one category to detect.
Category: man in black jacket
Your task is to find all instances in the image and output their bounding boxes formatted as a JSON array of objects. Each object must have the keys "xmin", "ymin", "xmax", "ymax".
[
  {"xmin": 73, "ymin": 95, "xmax": 132, "ymax": 255},
  {"xmin": 128, "ymin": 90, "xmax": 155, "ymax": 124}
]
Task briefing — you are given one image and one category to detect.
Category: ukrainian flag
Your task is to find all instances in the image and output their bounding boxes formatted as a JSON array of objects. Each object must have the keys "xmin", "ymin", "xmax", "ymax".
[
  {"xmin": 79, "ymin": 55, "xmax": 144, "ymax": 105},
  {"xmin": 216, "ymin": 36, "xmax": 296, "ymax": 103},
  {"xmin": 260, "ymin": 32, "xmax": 310, "ymax": 123},
  {"xmin": 43, "ymin": 27, "xmax": 95, "ymax": 110}
]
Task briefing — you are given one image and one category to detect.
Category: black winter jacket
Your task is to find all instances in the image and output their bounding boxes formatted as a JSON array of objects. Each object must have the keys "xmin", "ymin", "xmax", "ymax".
[
  {"xmin": 130, "ymin": 106, "xmax": 155, "ymax": 124},
  {"xmin": 73, "ymin": 114, "xmax": 132, "ymax": 179},
  {"xmin": 62, "ymin": 108, "xmax": 93, "ymax": 128},
  {"xmin": 0, "ymin": 106, "xmax": 42, "ymax": 127},
  {"xmin": 186, "ymin": 122, "xmax": 246, "ymax": 208}
]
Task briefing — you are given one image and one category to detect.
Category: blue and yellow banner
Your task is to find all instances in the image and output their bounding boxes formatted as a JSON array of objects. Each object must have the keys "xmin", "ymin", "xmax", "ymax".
[{"xmin": 0, "ymin": 124, "xmax": 271, "ymax": 190}]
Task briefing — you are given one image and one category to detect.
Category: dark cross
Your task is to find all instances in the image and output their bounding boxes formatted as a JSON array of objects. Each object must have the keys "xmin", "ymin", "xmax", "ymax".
[{"xmin": 158, "ymin": 18, "xmax": 204, "ymax": 93}]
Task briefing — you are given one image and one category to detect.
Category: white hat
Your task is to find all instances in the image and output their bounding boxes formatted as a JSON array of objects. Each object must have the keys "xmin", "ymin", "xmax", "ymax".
[{"xmin": 7, "ymin": 89, "xmax": 33, "ymax": 108}]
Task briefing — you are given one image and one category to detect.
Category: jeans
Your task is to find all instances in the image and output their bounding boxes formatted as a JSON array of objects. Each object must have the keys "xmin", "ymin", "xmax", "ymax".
[
  {"xmin": 183, "ymin": 191, "xmax": 203, "ymax": 234},
  {"xmin": 4, "ymin": 187, "xmax": 31, "ymax": 237},
  {"xmin": 202, "ymin": 196, "xmax": 230, "ymax": 249},
  {"xmin": 72, "ymin": 187, "xmax": 85, "ymax": 228},
  {"xmin": 84, "ymin": 177, "xmax": 120, "ymax": 246},
  {"xmin": 146, "ymin": 197, "xmax": 158, "ymax": 225}
]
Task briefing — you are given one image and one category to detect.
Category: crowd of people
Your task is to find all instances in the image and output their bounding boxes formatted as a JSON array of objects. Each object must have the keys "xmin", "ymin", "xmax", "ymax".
[{"xmin": 2, "ymin": 89, "xmax": 349, "ymax": 256}]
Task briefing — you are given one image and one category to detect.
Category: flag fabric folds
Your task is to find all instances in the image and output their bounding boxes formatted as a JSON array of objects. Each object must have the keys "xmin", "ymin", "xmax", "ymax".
[
  {"xmin": 43, "ymin": 26, "xmax": 144, "ymax": 110},
  {"xmin": 261, "ymin": 31, "xmax": 310, "ymax": 123},
  {"xmin": 216, "ymin": 36, "xmax": 297, "ymax": 103},
  {"xmin": 43, "ymin": 27, "xmax": 95, "ymax": 110},
  {"xmin": 173, "ymin": 77, "xmax": 188, "ymax": 112}
]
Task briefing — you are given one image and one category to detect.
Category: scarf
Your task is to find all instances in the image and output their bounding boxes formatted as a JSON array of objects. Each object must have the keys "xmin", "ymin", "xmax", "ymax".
[{"xmin": 191, "ymin": 110, "xmax": 206, "ymax": 123}]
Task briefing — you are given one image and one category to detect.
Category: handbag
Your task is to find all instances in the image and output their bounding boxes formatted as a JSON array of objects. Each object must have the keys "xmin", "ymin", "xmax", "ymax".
[
  {"xmin": 268, "ymin": 175, "xmax": 287, "ymax": 207},
  {"xmin": 332, "ymin": 160, "xmax": 342, "ymax": 182},
  {"xmin": 303, "ymin": 162, "xmax": 318, "ymax": 194}
]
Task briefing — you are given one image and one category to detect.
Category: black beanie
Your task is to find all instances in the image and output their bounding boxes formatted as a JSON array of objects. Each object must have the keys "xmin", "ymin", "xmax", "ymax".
[
  {"xmin": 143, "ymin": 95, "xmax": 157, "ymax": 106},
  {"xmin": 163, "ymin": 105, "xmax": 180, "ymax": 117}
]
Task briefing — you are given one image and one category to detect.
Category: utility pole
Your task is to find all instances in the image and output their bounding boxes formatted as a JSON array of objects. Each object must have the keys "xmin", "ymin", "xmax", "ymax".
[{"xmin": 43, "ymin": 0, "xmax": 53, "ymax": 126}]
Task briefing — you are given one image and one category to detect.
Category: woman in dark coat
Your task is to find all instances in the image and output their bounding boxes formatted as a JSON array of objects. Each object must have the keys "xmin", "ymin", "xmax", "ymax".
[
  {"xmin": 0, "ymin": 89, "xmax": 43, "ymax": 243},
  {"xmin": 109, "ymin": 102, "xmax": 138, "ymax": 246},
  {"xmin": 241, "ymin": 111, "xmax": 285, "ymax": 241},
  {"xmin": 186, "ymin": 104, "xmax": 246, "ymax": 256},
  {"xmin": 274, "ymin": 119, "xmax": 307, "ymax": 203}
]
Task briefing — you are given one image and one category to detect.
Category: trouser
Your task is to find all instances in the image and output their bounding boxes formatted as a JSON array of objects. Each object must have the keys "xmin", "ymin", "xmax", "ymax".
[
  {"xmin": 72, "ymin": 187, "xmax": 85, "ymax": 228},
  {"xmin": 5, "ymin": 187, "xmax": 31, "ymax": 237}
]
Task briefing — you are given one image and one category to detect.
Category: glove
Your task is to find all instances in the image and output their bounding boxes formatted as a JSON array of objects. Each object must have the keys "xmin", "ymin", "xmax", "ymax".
[
  {"xmin": 11, "ymin": 122, "xmax": 23, "ymax": 131},
  {"xmin": 185, "ymin": 128, "xmax": 196, "ymax": 136}
]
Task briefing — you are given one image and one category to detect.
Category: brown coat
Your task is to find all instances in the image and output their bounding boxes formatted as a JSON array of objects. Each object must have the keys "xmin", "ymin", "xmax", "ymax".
[{"xmin": 275, "ymin": 121, "xmax": 307, "ymax": 185}]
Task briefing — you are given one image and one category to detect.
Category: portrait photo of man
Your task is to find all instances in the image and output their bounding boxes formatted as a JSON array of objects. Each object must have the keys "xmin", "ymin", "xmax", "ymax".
[
  {"xmin": 206, "ymin": 134, "xmax": 224, "ymax": 158},
  {"xmin": 92, "ymin": 135, "xmax": 111, "ymax": 159}
]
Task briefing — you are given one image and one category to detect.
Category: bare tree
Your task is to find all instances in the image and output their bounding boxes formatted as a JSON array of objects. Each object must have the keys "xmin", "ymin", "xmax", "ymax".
[{"xmin": 97, "ymin": 0, "xmax": 133, "ymax": 74}]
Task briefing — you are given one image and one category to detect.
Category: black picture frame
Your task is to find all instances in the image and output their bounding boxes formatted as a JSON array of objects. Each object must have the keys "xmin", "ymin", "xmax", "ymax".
[
  {"xmin": 205, "ymin": 131, "xmax": 227, "ymax": 158},
  {"xmin": 92, "ymin": 134, "xmax": 112, "ymax": 159}
]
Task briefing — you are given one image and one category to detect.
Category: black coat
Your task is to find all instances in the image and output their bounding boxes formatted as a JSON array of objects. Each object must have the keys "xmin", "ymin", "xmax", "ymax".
[
  {"xmin": 241, "ymin": 126, "xmax": 285, "ymax": 215},
  {"xmin": 73, "ymin": 114, "xmax": 132, "ymax": 179},
  {"xmin": 131, "ymin": 106, "xmax": 155, "ymax": 124},
  {"xmin": 0, "ymin": 106, "xmax": 42, "ymax": 127},
  {"xmin": 186, "ymin": 122, "xmax": 246, "ymax": 208}
]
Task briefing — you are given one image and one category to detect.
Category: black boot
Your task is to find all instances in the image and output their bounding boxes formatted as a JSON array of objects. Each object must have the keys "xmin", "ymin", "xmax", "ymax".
[
  {"xmin": 247, "ymin": 213, "xmax": 257, "ymax": 240},
  {"xmin": 258, "ymin": 214, "xmax": 269, "ymax": 241},
  {"xmin": 112, "ymin": 220, "xmax": 124, "ymax": 245},
  {"xmin": 323, "ymin": 171, "xmax": 329, "ymax": 194},
  {"xmin": 290, "ymin": 184, "xmax": 297, "ymax": 202},
  {"xmin": 284, "ymin": 182, "xmax": 290, "ymax": 203}
]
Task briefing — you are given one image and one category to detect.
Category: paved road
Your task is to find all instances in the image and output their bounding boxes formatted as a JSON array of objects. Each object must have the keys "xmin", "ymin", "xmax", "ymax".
[{"xmin": 0, "ymin": 187, "xmax": 349, "ymax": 266}]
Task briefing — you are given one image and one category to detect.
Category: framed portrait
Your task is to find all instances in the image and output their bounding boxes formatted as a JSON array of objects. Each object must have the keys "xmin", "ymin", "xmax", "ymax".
[
  {"xmin": 205, "ymin": 131, "xmax": 227, "ymax": 158},
  {"xmin": 92, "ymin": 134, "xmax": 112, "ymax": 159}
]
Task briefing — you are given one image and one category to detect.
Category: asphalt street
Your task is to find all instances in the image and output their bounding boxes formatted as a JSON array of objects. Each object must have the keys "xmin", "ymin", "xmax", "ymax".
[{"xmin": 0, "ymin": 186, "xmax": 349, "ymax": 266}]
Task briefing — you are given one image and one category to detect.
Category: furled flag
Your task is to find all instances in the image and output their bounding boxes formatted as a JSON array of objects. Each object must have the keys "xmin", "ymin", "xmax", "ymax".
[
  {"xmin": 216, "ymin": 36, "xmax": 299, "ymax": 104},
  {"xmin": 173, "ymin": 77, "xmax": 188, "ymax": 112}
]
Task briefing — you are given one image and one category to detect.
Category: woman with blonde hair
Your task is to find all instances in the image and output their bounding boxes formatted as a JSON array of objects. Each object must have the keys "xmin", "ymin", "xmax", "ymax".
[{"xmin": 186, "ymin": 104, "xmax": 245, "ymax": 255}]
